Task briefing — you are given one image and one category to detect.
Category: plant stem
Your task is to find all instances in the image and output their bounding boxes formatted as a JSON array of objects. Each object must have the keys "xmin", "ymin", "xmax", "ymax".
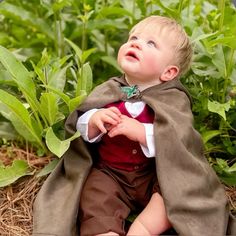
[
  {"xmin": 178, "ymin": 0, "xmax": 184, "ymax": 16},
  {"xmin": 81, "ymin": 19, "xmax": 87, "ymax": 53},
  {"xmin": 222, "ymin": 48, "xmax": 235, "ymax": 102},
  {"xmin": 187, "ymin": 0, "xmax": 191, "ymax": 18},
  {"xmin": 132, "ymin": 0, "xmax": 136, "ymax": 18},
  {"xmin": 128, "ymin": 0, "xmax": 135, "ymax": 25},
  {"xmin": 56, "ymin": 20, "xmax": 64, "ymax": 57},
  {"xmin": 76, "ymin": 4, "xmax": 88, "ymax": 97},
  {"xmin": 149, "ymin": 0, "xmax": 153, "ymax": 15},
  {"xmin": 218, "ymin": 0, "xmax": 225, "ymax": 31},
  {"xmin": 104, "ymin": 30, "xmax": 108, "ymax": 55},
  {"xmin": 53, "ymin": 6, "xmax": 64, "ymax": 58}
]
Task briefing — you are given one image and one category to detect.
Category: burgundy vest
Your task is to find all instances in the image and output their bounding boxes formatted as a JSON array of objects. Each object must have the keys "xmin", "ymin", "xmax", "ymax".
[{"xmin": 98, "ymin": 101, "xmax": 154, "ymax": 171}]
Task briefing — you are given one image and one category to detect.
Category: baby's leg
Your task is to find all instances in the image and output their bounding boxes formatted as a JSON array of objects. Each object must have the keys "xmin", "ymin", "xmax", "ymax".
[
  {"xmin": 127, "ymin": 192, "xmax": 171, "ymax": 236},
  {"xmin": 79, "ymin": 168, "xmax": 130, "ymax": 235},
  {"xmin": 95, "ymin": 232, "xmax": 119, "ymax": 236}
]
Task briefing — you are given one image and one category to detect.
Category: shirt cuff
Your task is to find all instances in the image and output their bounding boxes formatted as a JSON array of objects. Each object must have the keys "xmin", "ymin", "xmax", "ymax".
[
  {"xmin": 140, "ymin": 124, "xmax": 155, "ymax": 157},
  {"xmin": 76, "ymin": 109, "xmax": 103, "ymax": 142}
]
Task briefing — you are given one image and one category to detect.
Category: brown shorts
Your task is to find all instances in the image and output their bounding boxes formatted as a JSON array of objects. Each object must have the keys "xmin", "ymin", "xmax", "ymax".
[{"xmin": 78, "ymin": 163, "xmax": 160, "ymax": 235}]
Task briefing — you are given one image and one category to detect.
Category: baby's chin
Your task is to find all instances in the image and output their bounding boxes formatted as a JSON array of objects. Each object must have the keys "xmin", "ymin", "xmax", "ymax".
[{"xmin": 119, "ymin": 65, "xmax": 140, "ymax": 78}]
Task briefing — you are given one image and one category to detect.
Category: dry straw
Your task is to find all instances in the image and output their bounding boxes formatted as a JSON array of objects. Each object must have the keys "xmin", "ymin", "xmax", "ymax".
[{"xmin": 0, "ymin": 144, "xmax": 51, "ymax": 236}]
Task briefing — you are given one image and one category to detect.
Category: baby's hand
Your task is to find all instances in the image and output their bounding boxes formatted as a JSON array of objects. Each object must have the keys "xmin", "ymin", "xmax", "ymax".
[
  {"xmin": 108, "ymin": 115, "xmax": 146, "ymax": 145},
  {"xmin": 89, "ymin": 107, "xmax": 121, "ymax": 135}
]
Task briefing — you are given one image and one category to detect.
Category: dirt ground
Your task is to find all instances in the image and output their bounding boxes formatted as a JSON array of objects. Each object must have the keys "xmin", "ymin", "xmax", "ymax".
[{"xmin": 0, "ymin": 144, "xmax": 235, "ymax": 236}]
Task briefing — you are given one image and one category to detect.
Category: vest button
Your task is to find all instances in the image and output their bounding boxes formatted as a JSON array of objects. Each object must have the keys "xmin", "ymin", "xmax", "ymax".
[
  {"xmin": 134, "ymin": 165, "xmax": 140, "ymax": 170},
  {"xmin": 132, "ymin": 149, "xmax": 137, "ymax": 154}
]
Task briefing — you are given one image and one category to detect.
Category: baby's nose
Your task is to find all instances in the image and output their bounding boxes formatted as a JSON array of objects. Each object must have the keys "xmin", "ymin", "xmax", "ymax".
[{"xmin": 130, "ymin": 41, "xmax": 142, "ymax": 49}]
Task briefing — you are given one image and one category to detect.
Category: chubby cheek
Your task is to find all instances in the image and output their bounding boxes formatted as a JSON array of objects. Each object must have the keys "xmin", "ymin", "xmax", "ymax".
[
  {"xmin": 117, "ymin": 45, "xmax": 126, "ymax": 66},
  {"xmin": 142, "ymin": 53, "xmax": 159, "ymax": 72}
]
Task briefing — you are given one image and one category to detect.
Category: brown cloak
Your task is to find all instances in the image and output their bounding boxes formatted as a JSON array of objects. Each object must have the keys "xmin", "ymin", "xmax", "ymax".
[{"xmin": 33, "ymin": 76, "xmax": 236, "ymax": 236}]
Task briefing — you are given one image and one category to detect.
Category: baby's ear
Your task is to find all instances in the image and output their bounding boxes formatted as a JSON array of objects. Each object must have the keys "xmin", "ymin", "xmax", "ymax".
[{"xmin": 160, "ymin": 65, "xmax": 179, "ymax": 82}]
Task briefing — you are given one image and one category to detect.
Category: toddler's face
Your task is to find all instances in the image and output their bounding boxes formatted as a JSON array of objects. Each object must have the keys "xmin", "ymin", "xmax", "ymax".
[{"xmin": 117, "ymin": 26, "xmax": 176, "ymax": 86}]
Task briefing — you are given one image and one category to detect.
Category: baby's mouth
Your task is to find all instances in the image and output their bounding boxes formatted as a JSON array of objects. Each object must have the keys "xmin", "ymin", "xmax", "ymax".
[{"xmin": 126, "ymin": 51, "xmax": 139, "ymax": 60}]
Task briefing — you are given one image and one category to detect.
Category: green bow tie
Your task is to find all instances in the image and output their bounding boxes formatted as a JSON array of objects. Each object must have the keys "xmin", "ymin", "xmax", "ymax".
[{"xmin": 121, "ymin": 85, "xmax": 140, "ymax": 99}]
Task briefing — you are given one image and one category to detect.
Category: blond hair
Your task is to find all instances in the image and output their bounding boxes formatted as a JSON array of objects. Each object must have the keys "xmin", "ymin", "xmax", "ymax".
[{"xmin": 130, "ymin": 16, "xmax": 193, "ymax": 76}]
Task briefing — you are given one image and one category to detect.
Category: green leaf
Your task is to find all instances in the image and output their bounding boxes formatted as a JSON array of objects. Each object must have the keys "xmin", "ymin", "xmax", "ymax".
[
  {"xmin": 209, "ymin": 36, "xmax": 236, "ymax": 49},
  {"xmin": 65, "ymin": 38, "xmax": 82, "ymax": 64},
  {"xmin": 214, "ymin": 159, "xmax": 236, "ymax": 186},
  {"xmin": 211, "ymin": 45, "xmax": 226, "ymax": 78},
  {"xmin": 81, "ymin": 48, "xmax": 97, "ymax": 64},
  {"xmin": 154, "ymin": 0, "xmax": 177, "ymax": 18},
  {"xmin": 191, "ymin": 29, "xmax": 218, "ymax": 43},
  {"xmin": 136, "ymin": 0, "xmax": 147, "ymax": 16},
  {"xmin": 0, "ymin": 46, "xmax": 36, "ymax": 97},
  {"xmin": 228, "ymin": 163, "xmax": 236, "ymax": 173},
  {"xmin": 0, "ymin": 2, "xmax": 53, "ymax": 39},
  {"xmin": 39, "ymin": 93, "xmax": 59, "ymax": 126},
  {"xmin": 71, "ymin": 19, "xmax": 128, "ymax": 39},
  {"xmin": 42, "ymin": 85, "xmax": 71, "ymax": 106},
  {"xmin": 96, "ymin": 6, "xmax": 133, "ymax": 19},
  {"xmin": 101, "ymin": 56, "xmax": 122, "ymax": 72},
  {"xmin": 80, "ymin": 62, "xmax": 93, "ymax": 93},
  {"xmin": 0, "ymin": 121, "xmax": 19, "ymax": 140},
  {"xmin": 216, "ymin": 158, "xmax": 229, "ymax": 170},
  {"xmin": 219, "ymin": 173, "xmax": 236, "ymax": 186},
  {"xmin": 52, "ymin": 0, "xmax": 73, "ymax": 12},
  {"xmin": 0, "ymin": 89, "xmax": 43, "ymax": 146},
  {"xmin": 36, "ymin": 159, "xmax": 60, "ymax": 177},
  {"xmin": 45, "ymin": 127, "xmax": 81, "ymax": 157},
  {"xmin": 0, "ymin": 69, "xmax": 16, "ymax": 86},
  {"xmin": 0, "ymin": 160, "xmax": 32, "ymax": 187},
  {"xmin": 201, "ymin": 130, "xmax": 222, "ymax": 144},
  {"xmin": 0, "ymin": 46, "xmax": 40, "ymax": 116},
  {"xmin": 87, "ymin": 19, "xmax": 128, "ymax": 31},
  {"xmin": 68, "ymin": 93, "xmax": 87, "ymax": 112},
  {"xmin": 47, "ymin": 59, "xmax": 72, "ymax": 92},
  {"xmin": 208, "ymin": 100, "xmax": 230, "ymax": 120}
]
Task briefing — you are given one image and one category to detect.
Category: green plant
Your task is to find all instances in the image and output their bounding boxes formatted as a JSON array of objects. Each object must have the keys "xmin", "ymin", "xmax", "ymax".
[
  {"xmin": 0, "ymin": 0, "xmax": 235, "ymax": 187},
  {"xmin": 182, "ymin": 0, "xmax": 236, "ymax": 185}
]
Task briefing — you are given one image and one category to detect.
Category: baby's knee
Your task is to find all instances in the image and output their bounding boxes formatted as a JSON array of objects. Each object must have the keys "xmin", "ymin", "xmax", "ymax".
[
  {"xmin": 95, "ymin": 232, "xmax": 119, "ymax": 236},
  {"xmin": 127, "ymin": 217, "xmax": 153, "ymax": 236},
  {"xmin": 137, "ymin": 217, "xmax": 157, "ymax": 235}
]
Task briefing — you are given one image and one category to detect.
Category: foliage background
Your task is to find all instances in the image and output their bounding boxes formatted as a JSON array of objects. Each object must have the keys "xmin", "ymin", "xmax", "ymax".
[{"xmin": 0, "ymin": 0, "xmax": 236, "ymax": 187}]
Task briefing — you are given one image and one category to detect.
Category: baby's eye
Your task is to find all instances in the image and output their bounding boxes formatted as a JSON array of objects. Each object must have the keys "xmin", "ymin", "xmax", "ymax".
[
  {"xmin": 129, "ymin": 35, "xmax": 138, "ymax": 41},
  {"xmin": 147, "ymin": 40, "xmax": 156, "ymax": 47}
]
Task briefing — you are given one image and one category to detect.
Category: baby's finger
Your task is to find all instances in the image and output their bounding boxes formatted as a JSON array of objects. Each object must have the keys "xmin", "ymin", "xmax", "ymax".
[
  {"xmin": 103, "ymin": 112, "xmax": 121, "ymax": 124},
  {"xmin": 108, "ymin": 124, "xmax": 124, "ymax": 137},
  {"xmin": 96, "ymin": 120, "xmax": 107, "ymax": 133},
  {"xmin": 108, "ymin": 106, "xmax": 122, "ymax": 116}
]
